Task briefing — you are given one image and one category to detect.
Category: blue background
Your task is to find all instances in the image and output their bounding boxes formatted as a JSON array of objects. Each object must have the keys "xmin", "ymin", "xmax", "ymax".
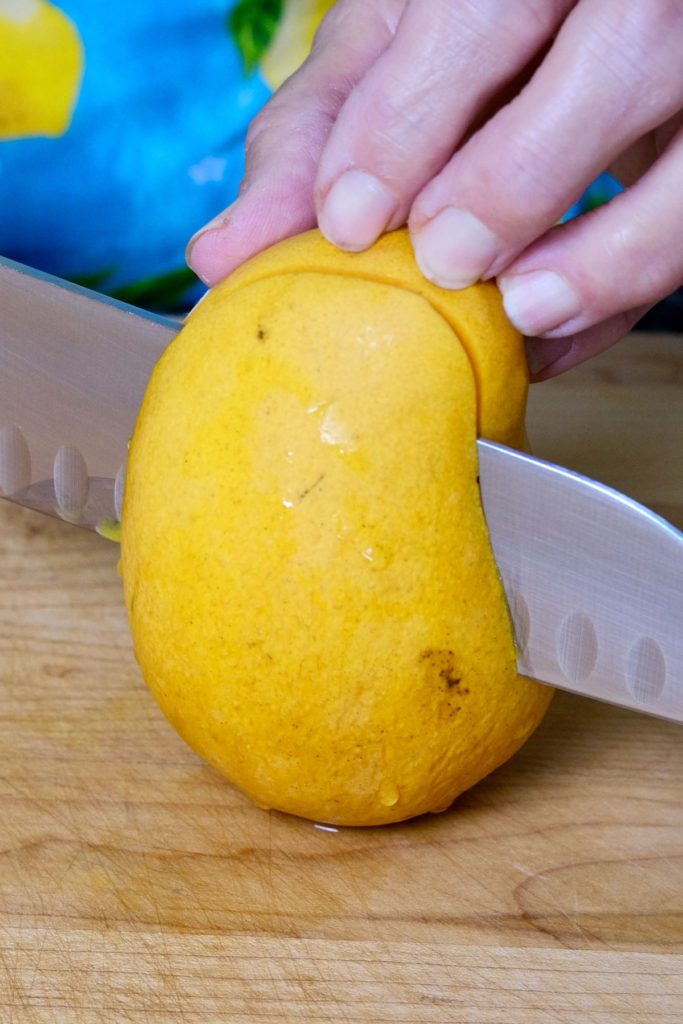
[{"xmin": 0, "ymin": 1, "xmax": 270, "ymax": 304}]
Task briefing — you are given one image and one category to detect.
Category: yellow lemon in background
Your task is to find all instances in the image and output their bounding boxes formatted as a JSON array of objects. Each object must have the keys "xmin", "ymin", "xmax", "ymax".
[
  {"xmin": 261, "ymin": 0, "xmax": 337, "ymax": 89},
  {"xmin": 121, "ymin": 229, "xmax": 552, "ymax": 826},
  {"xmin": 0, "ymin": 0, "xmax": 84, "ymax": 139}
]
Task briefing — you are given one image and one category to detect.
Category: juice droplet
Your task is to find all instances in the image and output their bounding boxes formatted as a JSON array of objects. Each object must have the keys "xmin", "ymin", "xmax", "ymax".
[
  {"xmin": 96, "ymin": 519, "xmax": 122, "ymax": 543},
  {"xmin": 307, "ymin": 400, "xmax": 328, "ymax": 416},
  {"xmin": 379, "ymin": 781, "xmax": 399, "ymax": 807},
  {"xmin": 361, "ymin": 545, "xmax": 391, "ymax": 570},
  {"xmin": 319, "ymin": 405, "xmax": 356, "ymax": 453}
]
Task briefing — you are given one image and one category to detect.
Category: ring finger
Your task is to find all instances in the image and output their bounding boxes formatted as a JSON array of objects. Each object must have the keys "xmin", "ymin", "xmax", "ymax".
[{"xmin": 409, "ymin": 0, "xmax": 683, "ymax": 288}]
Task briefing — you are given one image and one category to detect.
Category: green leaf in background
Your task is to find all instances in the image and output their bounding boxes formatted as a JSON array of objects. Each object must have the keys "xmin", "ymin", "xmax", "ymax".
[
  {"xmin": 70, "ymin": 265, "xmax": 202, "ymax": 314},
  {"xmin": 110, "ymin": 266, "xmax": 202, "ymax": 313},
  {"xmin": 229, "ymin": 0, "xmax": 284, "ymax": 74},
  {"xmin": 581, "ymin": 187, "xmax": 613, "ymax": 213},
  {"xmin": 69, "ymin": 267, "xmax": 118, "ymax": 291}
]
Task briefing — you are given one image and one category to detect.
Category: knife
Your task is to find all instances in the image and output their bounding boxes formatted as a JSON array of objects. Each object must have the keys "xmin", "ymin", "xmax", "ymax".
[{"xmin": 1, "ymin": 255, "xmax": 682, "ymax": 723}]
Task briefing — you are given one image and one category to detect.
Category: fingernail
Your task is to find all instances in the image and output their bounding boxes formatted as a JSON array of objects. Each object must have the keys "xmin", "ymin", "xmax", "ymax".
[
  {"xmin": 186, "ymin": 231, "xmax": 224, "ymax": 285},
  {"xmin": 498, "ymin": 270, "xmax": 582, "ymax": 337},
  {"xmin": 318, "ymin": 170, "xmax": 396, "ymax": 251},
  {"xmin": 413, "ymin": 208, "xmax": 499, "ymax": 289},
  {"xmin": 187, "ymin": 204, "xmax": 234, "ymax": 252},
  {"xmin": 186, "ymin": 211, "xmax": 234, "ymax": 285},
  {"xmin": 525, "ymin": 336, "xmax": 573, "ymax": 378}
]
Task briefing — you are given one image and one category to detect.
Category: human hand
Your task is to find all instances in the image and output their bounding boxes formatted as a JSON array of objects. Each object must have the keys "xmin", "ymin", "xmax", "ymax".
[{"xmin": 186, "ymin": 0, "xmax": 683, "ymax": 380}]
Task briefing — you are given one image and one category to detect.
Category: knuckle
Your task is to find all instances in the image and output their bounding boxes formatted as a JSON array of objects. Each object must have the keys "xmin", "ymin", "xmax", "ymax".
[
  {"xmin": 351, "ymin": 85, "xmax": 446, "ymax": 178},
  {"xmin": 485, "ymin": 126, "xmax": 568, "ymax": 216},
  {"xmin": 244, "ymin": 108, "xmax": 275, "ymax": 152},
  {"xmin": 601, "ymin": 212, "xmax": 682, "ymax": 307},
  {"xmin": 585, "ymin": 1, "xmax": 683, "ymax": 113},
  {"xmin": 448, "ymin": 0, "xmax": 570, "ymax": 50},
  {"xmin": 315, "ymin": 0, "xmax": 403, "ymax": 48},
  {"xmin": 310, "ymin": 0, "xmax": 349, "ymax": 49},
  {"xmin": 511, "ymin": 0, "xmax": 572, "ymax": 39}
]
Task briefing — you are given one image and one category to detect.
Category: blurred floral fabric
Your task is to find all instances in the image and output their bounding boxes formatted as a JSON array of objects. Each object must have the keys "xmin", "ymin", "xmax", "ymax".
[
  {"xmin": 0, "ymin": 1, "xmax": 678, "ymax": 327},
  {"xmin": 0, "ymin": 0, "xmax": 334, "ymax": 310}
]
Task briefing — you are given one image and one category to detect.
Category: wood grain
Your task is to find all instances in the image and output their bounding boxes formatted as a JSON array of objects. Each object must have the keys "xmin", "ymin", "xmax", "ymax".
[{"xmin": 1, "ymin": 331, "xmax": 682, "ymax": 1022}]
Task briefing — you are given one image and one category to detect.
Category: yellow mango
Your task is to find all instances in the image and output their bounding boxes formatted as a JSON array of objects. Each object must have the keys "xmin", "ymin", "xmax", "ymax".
[{"xmin": 121, "ymin": 229, "xmax": 552, "ymax": 826}]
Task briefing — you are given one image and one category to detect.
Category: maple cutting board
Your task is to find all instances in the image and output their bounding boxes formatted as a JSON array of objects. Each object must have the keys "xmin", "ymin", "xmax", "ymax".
[{"xmin": 1, "ymin": 331, "xmax": 682, "ymax": 1023}]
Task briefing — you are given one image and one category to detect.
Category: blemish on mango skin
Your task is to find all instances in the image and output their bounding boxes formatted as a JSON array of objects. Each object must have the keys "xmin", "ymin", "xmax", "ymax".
[
  {"xmin": 297, "ymin": 474, "xmax": 325, "ymax": 503},
  {"xmin": 419, "ymin": 648, "xmax": 470, "ymax": 695}
]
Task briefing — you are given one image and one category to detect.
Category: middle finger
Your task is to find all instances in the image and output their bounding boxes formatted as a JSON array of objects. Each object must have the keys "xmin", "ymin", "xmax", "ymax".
[{"xmin": 316, "ymin": 0, "xmax": 574, "ymax": 251}]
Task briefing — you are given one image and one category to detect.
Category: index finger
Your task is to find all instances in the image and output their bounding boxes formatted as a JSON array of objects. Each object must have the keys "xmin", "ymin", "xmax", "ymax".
[{"xmin": 187, "ymin": 0, "xmax": 400, "ymax": 285}]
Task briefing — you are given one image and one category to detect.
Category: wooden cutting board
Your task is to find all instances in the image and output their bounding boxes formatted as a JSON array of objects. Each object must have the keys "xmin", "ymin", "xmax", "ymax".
[{"xmin": 1, "ymin": 331, "xmax": 682, "ymax": 1023}]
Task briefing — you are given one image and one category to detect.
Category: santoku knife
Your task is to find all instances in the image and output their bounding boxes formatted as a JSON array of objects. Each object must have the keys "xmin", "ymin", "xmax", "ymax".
[{"xmin": 1, "ymin": 255, "xmax": 681, "ymax": 722}]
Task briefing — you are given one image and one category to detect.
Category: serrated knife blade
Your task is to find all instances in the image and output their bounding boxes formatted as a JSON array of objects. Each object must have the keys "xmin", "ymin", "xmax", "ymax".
[{"xmin": 1, "ymin": 255, "xmax": 682, "ymax": 721}]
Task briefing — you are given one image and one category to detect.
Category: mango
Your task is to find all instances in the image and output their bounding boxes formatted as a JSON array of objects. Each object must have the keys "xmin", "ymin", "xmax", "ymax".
[{"xmin": 121, "ymin": 229, "xmax": 552, "ymax": 826}]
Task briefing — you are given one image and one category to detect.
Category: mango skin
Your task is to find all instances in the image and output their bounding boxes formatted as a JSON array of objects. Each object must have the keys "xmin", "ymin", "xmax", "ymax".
[{"xmin": 121, "ymin": 230, "xmax": 552, "ymax": 826}]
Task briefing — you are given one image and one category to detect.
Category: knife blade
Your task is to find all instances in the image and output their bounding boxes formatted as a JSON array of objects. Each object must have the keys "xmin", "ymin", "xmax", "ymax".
[
  {"xmin": 478, "ymin": 440, "xmax": 683, "ymax": 722},
  {"xmin": 1, "ymin": 255, "xmax": 682, "ymax": 722},
  {"xmin": 0, "ymin": 254, "xmax": 178, "ymax": 531}
]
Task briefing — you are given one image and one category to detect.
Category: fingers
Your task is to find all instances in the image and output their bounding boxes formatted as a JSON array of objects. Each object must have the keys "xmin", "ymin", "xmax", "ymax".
[
  {"xmin": 497, "ymin": 123, "xmax": 683, "ymax": 364},
  {"xmin": 187, "ymin": 0, "xmax": 399, "ymax": 286},
  {"xmin": 315, "ymin": 0, "xmax": 573, "ymax": 251},
  {"xmin": 409, "ymin": 0, "xmax": 683, "ymax": 288}
]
